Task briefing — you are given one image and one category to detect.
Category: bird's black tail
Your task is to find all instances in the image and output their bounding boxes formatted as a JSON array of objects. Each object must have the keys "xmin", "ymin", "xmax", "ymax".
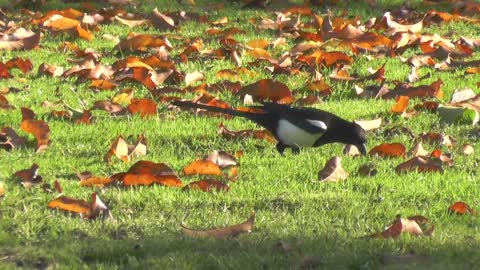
[{"xmin": 171, "ymin": 100, "xmax": 264, "ymax": 121}]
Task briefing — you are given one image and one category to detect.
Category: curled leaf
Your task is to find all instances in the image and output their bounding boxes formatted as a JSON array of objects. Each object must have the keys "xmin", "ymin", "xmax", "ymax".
[{"xmin": 318, "ymin": 156, "xmax": 348, "ymax": 182}]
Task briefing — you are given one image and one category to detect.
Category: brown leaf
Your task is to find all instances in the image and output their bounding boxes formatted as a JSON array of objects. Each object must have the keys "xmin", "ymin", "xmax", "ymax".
[
  {"xmin": 48, "ymin": 193, "xmax": 110, "ymax": 219},
  {"xmin": 20, "ymin": 115, "xmax": 50, "ymax": 152},
  {"xmin": 395, "ymin": 156, "xmax": 443, "ymax": 174},
  {"xmin": 369, "ymin": 143, "xmax": 406, "ymax": 158},
  {"xmin": 0, "ymin": 127, "xmax": 27, "ymax": 150},
  {"xmin": 90, "ymin": 79, "xmax": 118, "ymax": 90},
  {"xmin": 236, "ymin": 79, "xmax": 294, "ymax": 104},
  {"xmin": 0, "ymin": 28, "xmax": 41, "ymax": 50},
  {"xmin": 13, "ymin": 163, "xmax": 42, "ymax": 188},
  {"xmin": 418, "ymin": 132, "xmax": 455, "ymax": 148},
  {"xmin": 5, "ymin": 58, "xmax": 33, "ymax": 73},
  {"xmin": 38, "ymin": 63, "xmax": 64, "ymax": 77},
  {"xmin": 127, "ymin": 98, "xmax": 157, "ymax": 118},
  {"xmin": 127, "ymin": 160, "xmax": 177, "ymax": 176},
  {"xmin": 448, "ymin": 201, "xmax": 475, "ymax": 215},
  {"xmin": 80, "ymin": 177, "xmax": 114, "ymax": 188},
  {"xmin": 105, "ymin": 135, "xmax": 147, "ymax": 163},
  {"xmin": 75, "ymin": 110, "xmax": 93, "ymax": 125},
  {"xmin": 318, "ymin": 156, "xmax": 348, "ymax": 182},
  {"xmin": 387, "ymin": 79, "xmax": 443, "ymax": 99},
  {"xmin": 181, "ymin": 212, "xmax": 255, "ymax": 239},
  {"xmin": 0, "ymin": 94, "xmax": 14, "ymax": 110},
  {"xmin": 150, "ymin": 8, "xmax": 175, "ymax": 31},
  {"xmin": 183, "ymin": 179, "xmax": 229, "ymax": 192},
  {"xmin": 92, "ymin": 100, "xmax": 127, "ymax": 115},
  {"xmin": 371, "ymin": 215, "xmax": 433, "ymax": 239},
  {"xmin": 218, "ymin": 123, "xmax": 276, "ymax": 143},
  {"xmin": 120, "ymin": 174, "xmax": 182, "ymax": 187},
  {"xmin": 114, "ymin": 34, "xmax": 170, "ymax": 52},
  {"xmin": 183, "ymin": 160, "xmax": 222, "ymax": 176}
]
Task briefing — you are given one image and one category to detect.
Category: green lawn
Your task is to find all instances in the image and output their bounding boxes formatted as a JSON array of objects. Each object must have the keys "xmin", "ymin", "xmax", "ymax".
[{"xmin": 1, "ymin": 0, "xmax": 480, "ymax": 269}]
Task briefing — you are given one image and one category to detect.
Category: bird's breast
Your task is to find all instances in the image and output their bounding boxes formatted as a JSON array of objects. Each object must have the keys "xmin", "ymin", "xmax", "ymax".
[{"xmin": 276, "ymin": 119, "xmax": 325, "ymax": 147}]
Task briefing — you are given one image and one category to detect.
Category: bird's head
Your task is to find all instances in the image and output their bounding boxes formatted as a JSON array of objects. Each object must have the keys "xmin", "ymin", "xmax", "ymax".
[{"xmin": 350, "ymin": 122, "xmax": 367, "ymax": 155}]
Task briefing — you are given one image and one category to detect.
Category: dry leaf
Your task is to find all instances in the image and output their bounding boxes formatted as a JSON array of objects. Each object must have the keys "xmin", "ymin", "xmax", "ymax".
[
  {"xmin": 181, "ymin": 212, "xmax": 255, "ymax": 239},
  {"xmin": 318, "ymin": 156, "xmax": 348, "ymax": 182},
  {"xmin": 448, "ymin": 201, "xmax": 475, "ymax": 215}
]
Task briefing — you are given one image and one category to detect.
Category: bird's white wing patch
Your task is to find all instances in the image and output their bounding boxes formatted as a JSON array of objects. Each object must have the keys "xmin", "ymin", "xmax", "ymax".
[
  {"xmin": 306, "ymin": 119, "xmax": 327, "ymax": 131},
  {"xmin": 277, "ymin": 119, "xmax": 325, "ymax": 147}
]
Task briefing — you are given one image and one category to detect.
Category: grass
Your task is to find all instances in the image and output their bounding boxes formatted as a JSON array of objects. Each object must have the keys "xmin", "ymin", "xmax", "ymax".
[{"xmin": 1, "ymin": 0, "xmax": 480, "ymax": 269}]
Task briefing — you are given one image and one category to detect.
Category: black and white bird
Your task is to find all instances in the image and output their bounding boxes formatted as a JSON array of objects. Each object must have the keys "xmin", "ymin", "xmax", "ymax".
[{"xmin": 171, "ymin": 100, "xmax": 368, "ymax": 155}]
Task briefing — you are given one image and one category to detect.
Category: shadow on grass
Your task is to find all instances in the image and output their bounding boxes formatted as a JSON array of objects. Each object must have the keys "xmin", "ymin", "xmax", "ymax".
[{"xmin": 2, "ymin": 231, "xmax": 479, "ymax": 269}]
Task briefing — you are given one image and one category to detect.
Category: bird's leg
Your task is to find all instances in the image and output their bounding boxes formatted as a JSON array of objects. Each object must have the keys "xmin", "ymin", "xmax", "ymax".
[
  {"xmin": 291, "ymin": 147, "xmax": 300, "ymax": 155},
  {"xmin": 275, "ymin": 142, "xmax": 287, "ymax": 155}
]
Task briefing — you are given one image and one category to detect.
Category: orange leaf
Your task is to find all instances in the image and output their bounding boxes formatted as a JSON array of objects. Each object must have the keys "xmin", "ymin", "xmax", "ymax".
[
  {"xmin": 236, "ymin": 79, "xmax": 294, "ymax": 104},
  {"xmin": 48, "ymin": 196, "xmax": 91, "ymax": 214},
  {"xmin": 391, "ymin": 96, "xmax": 409, "ymax": 113},
  {"xmin": 183, "ymin": 160, "xmax": 222, "ymax": 176},
  {"xmin": 369, "ymin": 143, "xmax": 406, "ymax": 158},
  {"xmin": 80, "ymin": 177, "xmax": 114, "ymax": 187},
  {"xmin": 127, "ymin": 160, "xmax": 177, "ymax": 176},
  {"xmin": 20, "ymin": 119, "xmax": 50, "ymax": 152},
  {"xmin": 395, "ymin": 156, "xmax": 443, "ymax": 174},
  {"xmin": 183, "ymin": 179, "xmax": 229, "ymax": 192},
  {"xmin": 127, "ymin": 98, "xmax": 157, "ymax": 117},
  {"xmin": 448, "ymin": 201, "xmax": 475, "ymax": 215},
  {"xmin": 90, "ymin": 79, "xmax": 118, "ymax": 90}
]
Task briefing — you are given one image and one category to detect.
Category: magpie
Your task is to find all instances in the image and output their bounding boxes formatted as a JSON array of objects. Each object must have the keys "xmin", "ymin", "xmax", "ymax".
[{"xmin": 171, "ymin": 100, "xmax": 368, "ymax": 155}]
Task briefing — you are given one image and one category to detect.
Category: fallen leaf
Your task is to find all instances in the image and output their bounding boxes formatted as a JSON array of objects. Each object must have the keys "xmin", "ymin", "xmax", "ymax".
[
  {"xmin": 409, "ymin": 143, "xmax": 429, "ymax": 157},
  {"xmin": 206, "ymin": 150, "xmax": 239, "ymax": 168},
  {"xmin": 391, "ymin": 96, "xmax": 410, "ymax": 114},
  {"xmin": 183, "ymin": 179, "xmax": 229, "ymax": 192},
  {"xmin": 448, "ymin": 201, "xmax": 475, "ymax": 215},
  {"xmin": 104, "ymin": 135, "xmax": 147, "ymax": 163},
  {"xmin": 236, "ymin": 79, "xmax": 294, "ymax": 104},
  {"xmin": 20, "ymin": 109, "xmax": 50, "ymax": 152},
  {"xmin": 185, "ymin": 71, "xmax": 204, "ymax": 86},
  {"xmin": 80, "ymin": 177, "xmax": 114, "ymax": 188},
  {"xmin": 369, "ymin": 143, "xmax": 406, "ymax": 158},
  {"xmin": 127, "ymin": 98, "xmax": 157, "ymax": 118},
  {"xmin": 0, "ymin": 127, "xmax": 27, "ymax": 151},
  {"xmin": 318, "ymin": 156, "xmax": 348, "ymax": 182},
  {"xmin": 370, "ymin": 214, "xmax": 434, "ymax": 239},
  {"xmin": 354, "ymin": 118, "xmax": 383, "ymax": 131},
  {"xmin": 218, "ymin": 123, "xmax": 276, "ymax": 143},
  {"xmin": 48, "ymin": 193, "xmax": 110, "ymax": 219},
  {"xmin": 181, "ymin": 212, "xmax": 255, "ymax": 239},
  {"xmin": 395, "ymin": 156, "xmax": 443, "ymax": 174},
  {"xmin": 13, "ymin": 163, "xmax": 42, "ymax": 188},
  {"xmin": 183, "ymin": 160, "xmax": 222, "ymax": 176}
]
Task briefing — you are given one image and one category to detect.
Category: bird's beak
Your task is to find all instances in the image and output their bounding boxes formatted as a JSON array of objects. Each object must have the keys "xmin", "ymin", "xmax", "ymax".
[{"xmin": 357, "ymin": 144, "xmax": 367, "ymax": 155}]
